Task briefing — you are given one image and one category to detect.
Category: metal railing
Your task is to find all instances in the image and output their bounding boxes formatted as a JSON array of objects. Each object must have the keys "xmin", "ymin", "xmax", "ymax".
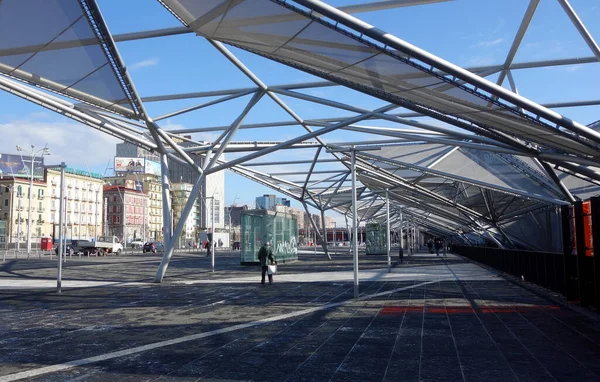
[{"xmin": 453, "ymin": 245, "xmax": 573, "ymax": 302}]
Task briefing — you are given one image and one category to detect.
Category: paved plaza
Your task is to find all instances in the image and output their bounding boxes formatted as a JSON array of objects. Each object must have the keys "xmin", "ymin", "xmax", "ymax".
[{"xmin": 1, "ymin": 250, "xmax": 599, "ymax": 381}]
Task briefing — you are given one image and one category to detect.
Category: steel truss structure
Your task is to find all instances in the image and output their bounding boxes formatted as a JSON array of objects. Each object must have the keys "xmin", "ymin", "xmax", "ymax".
[{"xmin": 0, "ymin": 0, "xmax": 598, "ymax": 281}]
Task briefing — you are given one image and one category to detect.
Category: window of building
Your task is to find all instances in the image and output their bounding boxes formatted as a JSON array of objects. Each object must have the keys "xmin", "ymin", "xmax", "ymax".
[
  {"xmin": 4, "ymin": 187, "xmax": 8, "ymax": 193},
  {"xmin": 17, "ymin": 186, "xmax": 22, "ymax": 197},
  {"xmin": 38, "ymin": 189, "xmax": 44, "ymax": 198},
  {"xmin": 4, "ymin": 199, "xmax": 8, "ymax": 207},
  {"xmin": 113, "ymin": 196, "xmax": 117, "ymax": 203}
]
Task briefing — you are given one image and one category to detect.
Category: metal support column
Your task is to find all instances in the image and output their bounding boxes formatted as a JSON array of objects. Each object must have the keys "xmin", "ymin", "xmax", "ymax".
[
  {"xmin": 56, "ymin": 163, "xmax": 66, "ymax": 293},
  {"xmin": 386, "ymin": 189, "xmax": 391, "ymax": 272},
  {"xmin": 351, "ymin": 149, "xmax": 359, "ymax": 298},
  {"xmin": 320, "ymin": 208, "xmax": 329, "ymax": 259},
  {"xmin": 211, "ymin": 198, "xmax": 215, "ymax": 272},
  {"xmin": 399, "ymin": 209, "xmax": 404, "ymax": 251},
  {"xmin": 154, "ymin": 153, "xmax": 173, "ymax": 282}
]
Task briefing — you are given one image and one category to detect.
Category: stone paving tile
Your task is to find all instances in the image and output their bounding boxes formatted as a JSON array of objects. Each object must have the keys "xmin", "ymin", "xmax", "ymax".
[{"xmin": 1, "ymin": 251, "xmax": 600, "ymax": 381}]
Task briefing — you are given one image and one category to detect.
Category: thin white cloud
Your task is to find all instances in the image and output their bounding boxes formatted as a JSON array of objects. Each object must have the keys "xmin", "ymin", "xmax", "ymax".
[
  {"xmin": 129, "ymin": 58, "xmax": 159, "ymax": 71},
  {"xmin": 0, "ymin": 117, "xmax": 119, "ymax": 175},
  {"xmin": 564, "ymin": 64, "xmax": 584, "ymax": 73},
  {"xmin": 475, "ymin": 38, "xmax": 504, "ymax": 48}
]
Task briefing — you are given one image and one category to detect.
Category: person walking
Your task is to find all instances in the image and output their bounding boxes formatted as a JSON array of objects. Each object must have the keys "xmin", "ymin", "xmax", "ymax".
[
  {"xmin": 434, "ymin": 238, "xmax": 442, "ymax": 256},
  {"xmin": 206, "ymin": 240, "xmax": 212, "ymax": 257},
  {"xmin": 427, "ymin": 239, "xmax": 433, "ymax": 254},
  {"xmin": 258, "ymin": 241, "xmax": 276, "ymax": 285},
  {"xmin": 399, "ymin": 245, "xmax": 404, "ymax": 263}
]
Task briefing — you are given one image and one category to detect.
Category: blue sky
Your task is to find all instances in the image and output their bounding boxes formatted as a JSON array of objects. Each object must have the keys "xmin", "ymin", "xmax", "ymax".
[{"xmin": 0, "ymin": 0, "xmax": 598, "ymax": 214}]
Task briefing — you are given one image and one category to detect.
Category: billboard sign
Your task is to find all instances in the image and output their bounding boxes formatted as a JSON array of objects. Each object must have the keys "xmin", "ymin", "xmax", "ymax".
[
  {"xmin": 0, "ymin": 153, "xmax": 44, "ymax": 179},
  {"xmin": 144, "ymin": 160, "xmax": 161, "ymax": 176},
  {"xmin": 115, "ymin": 157, "xmax": 145, "ymax": 173}
]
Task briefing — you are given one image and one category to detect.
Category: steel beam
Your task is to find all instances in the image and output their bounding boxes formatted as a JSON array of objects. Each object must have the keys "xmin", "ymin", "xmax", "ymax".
[
  {"xmin": 292, "ymin": 0, "xmax": 600, "ymax": 145},
  {"xmin": 496, "ymin": 0, "xmax": 540, "ymax": 87},
  {"xmin": 558, "ymin": 0, "xmax": 600, "ymax": 62}
]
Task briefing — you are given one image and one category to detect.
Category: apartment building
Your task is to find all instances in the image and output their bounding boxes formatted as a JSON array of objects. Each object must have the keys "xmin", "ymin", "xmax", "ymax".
[
  {"xmin": 103, "ymin": 185, "xmax": 149, "ymax": 242},
  {"xmin": 104, "ymin": 174, "xmax": 163, "ymax": 240},
  {"xmin": 0, "ymin": 177, "xmax": 49, "ymax": 245},
  {"xmin": 47, "ymin": 168, "xmax": 104, "ymax": 240}
]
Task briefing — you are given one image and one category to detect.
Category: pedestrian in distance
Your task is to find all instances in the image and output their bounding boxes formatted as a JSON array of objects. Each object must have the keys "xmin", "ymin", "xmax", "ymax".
[
  {"xmin": 258, "ymin": 241, "xmax": 276, "ymax": 285},
  {"xmin": 427, "ymin": 239, "xmax": 434, "ymax": 254},
  {"xmin": 399, "ymin": 245, "xmax": 404, "ymax": 263},
  {"xmin": 206, "ymin": 240, "xmax": 212, "ymax": 257},
  {"xmin": 434, "ymin": 238, "xmax": 442, "ymax": 256}
]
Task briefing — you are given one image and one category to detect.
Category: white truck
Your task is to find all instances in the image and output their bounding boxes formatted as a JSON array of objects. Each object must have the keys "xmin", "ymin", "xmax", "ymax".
[{"xmin": 72, "ymin": 236, "xmax": 123, "ymax": 256}]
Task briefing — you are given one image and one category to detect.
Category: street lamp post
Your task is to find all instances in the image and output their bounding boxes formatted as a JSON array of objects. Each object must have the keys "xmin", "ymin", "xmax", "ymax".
[
  {"xmin": 333, "ymin": 221, "xmax": 336, "ymax": 255},
  {"xmin": 16, "ymin": 144, "xmax": 49, "ymax": 260},
  {"xmin": 203, "ymin": 192, "xmax": 219, "ymax": 272},
  {"xmin": 44, "ymin": 162, "xmax": 66, "ymax": 293}
]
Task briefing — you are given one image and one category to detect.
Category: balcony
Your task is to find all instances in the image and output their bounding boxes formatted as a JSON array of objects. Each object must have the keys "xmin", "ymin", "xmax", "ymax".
[
  {"xmin": 37, "ymin": 207, "xmax": 45, "ymax": 213},
  {"xmin": 36, "ymin": 220, "xmax": 44, "ymax": 225},
  {"xmin": 37, "ymin": 195, "xmax": 44, "ymax": 200}
]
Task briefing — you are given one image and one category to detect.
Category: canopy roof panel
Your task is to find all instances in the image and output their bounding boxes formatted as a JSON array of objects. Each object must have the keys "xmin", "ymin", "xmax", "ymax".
[
  {"xmin": 160, "ymin": 0, "xmax": 600, "ymax": 159},
  {"xmin": 0, "ymin": 0, "xmax": 598, "ymax": 252},
  {"xmin": 0, "ymin": 0, "xmax": 144, "ymax": 119}
]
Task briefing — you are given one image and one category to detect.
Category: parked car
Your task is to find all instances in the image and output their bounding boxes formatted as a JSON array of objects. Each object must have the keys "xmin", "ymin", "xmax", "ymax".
[
  {"xmin": 232, "ymin": 241, "xmax": 241, "ymax": 250},
  {"xmin": 55, "ymin": 244, "xmax": 75, "ymax": 256},
  {"xmin": 143, "ymin": 241, "xmax": 164, "ymax": 253},
  {"xmin": 130, "ymin": 240, "xmax": 144, "ymax": 248}
]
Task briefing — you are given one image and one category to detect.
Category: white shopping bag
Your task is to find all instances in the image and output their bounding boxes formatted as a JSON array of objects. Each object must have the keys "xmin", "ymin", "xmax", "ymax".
[{"xmin": 267, "ymin": 264, "xmax": 277, "ymax": 275}]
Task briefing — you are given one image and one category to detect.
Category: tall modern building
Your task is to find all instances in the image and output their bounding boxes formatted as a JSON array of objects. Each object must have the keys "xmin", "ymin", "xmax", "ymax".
[
  {"xmin": 115, "ymin": 141, "xmax": 225, "ymax": 231},
  {"xmin": 256, "ymin": 194, "xmax": 290, "ymax": 210}
]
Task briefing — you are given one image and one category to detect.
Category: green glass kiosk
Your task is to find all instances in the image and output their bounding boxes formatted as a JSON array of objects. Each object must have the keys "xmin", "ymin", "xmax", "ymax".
[
  {"xmin": 366, "ymin": 222, "xmax": 388, "ymax": 255},
  {"xmin": 240, "ymin": 209, "xmax": 299, "ymax": 265}
]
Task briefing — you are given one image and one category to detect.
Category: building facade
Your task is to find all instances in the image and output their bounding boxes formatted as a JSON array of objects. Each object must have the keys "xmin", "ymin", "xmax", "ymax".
[
  {"xmin": 116, "ymin": 141, "xmax": 225, "ymax": 233},
  {"xmin": 256, "ymin": 194, "xmax": 291, "ymax": 210},
  {"xmin": 171, "ymin": 182, "xmax": 200, "ymax": 246},
  {"xmin": 0, "ymin": 168, "xmax": 104, "ymax": 246},
  {"xmin": 47, "ymin": 168, "xmax": 104, "ymax": 240},
  {"xmin": 225, "ymin": 205, "xmax": 250, "ymax": 227},
  {"xmin": 0, "ymin": 178, "xmax": 49, "ymax": 246},
  {"xmin": 103, "ymin": 186, "xmax": 148, "ymax": 243},
  {"xmin": 104, "ymin": 174, "xmax": 163, "ymax": 240}
]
